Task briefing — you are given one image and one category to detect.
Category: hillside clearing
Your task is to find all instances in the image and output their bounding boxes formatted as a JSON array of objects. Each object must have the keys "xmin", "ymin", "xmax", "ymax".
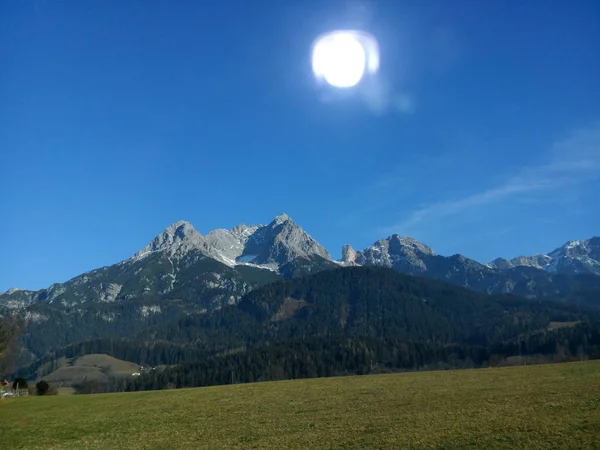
[
  {"xmin": 35, "ymin": 354, "xmax": 140, "ymax": 388},
  {"xmin": 1, "ymin": 361, "xmax": 600, "ymax": 449},
  {"xmin": 549, "ymin": 320, "xmax": 580, "ymax": 330}
]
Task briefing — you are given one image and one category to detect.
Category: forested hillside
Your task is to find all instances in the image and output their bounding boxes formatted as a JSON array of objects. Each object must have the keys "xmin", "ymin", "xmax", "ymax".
[{"xmin": 12, "ymin": 267, "xmax": 600, "ymax": 392}]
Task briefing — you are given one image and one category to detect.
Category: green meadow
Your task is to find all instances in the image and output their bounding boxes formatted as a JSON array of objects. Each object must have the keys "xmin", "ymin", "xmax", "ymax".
[{"xmin": 2, "ymin": 360, "xmax": 599, "ymax": 449}]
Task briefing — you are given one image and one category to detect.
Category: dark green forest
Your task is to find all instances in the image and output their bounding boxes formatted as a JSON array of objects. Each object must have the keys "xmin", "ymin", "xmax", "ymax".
[
  {"xmin": 10, "ymin": 267, "xmax": 600, "ymax": 393},
  {"xmin": 76, "ymin": 322, "xmax": 600, "ymax": 394}
]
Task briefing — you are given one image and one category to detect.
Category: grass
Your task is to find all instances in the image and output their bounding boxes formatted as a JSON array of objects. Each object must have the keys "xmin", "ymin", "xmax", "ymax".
[
  {"xmin": 548, "ymin": 321, "xmax": 580, "ymax": 330},
  {"xmin": 1, "ymin": 360, "xmax": 600, "ymax": 449},
  {"xmin": 72, "ymin": 354, "xmax": 140, "ymax": 375},
  {"xmin": 39, "ymin": 354, "xmax": 140, "ymax": 387}
]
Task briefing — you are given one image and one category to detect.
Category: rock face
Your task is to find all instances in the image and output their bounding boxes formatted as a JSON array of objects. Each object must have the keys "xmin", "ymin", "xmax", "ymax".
[
  {"xmin": 133, "ymin": 221, "xmax": 203, "ymax": 260},
  {"xmin": 0, "ymin": 213, "xmax": 598, "ymax": 367},
  {"xmin": 128, "ymin": 213, "xmax": 331, "ymax": 273},
  {"xmin": 488, "ymin": 238, "xmax": 600, "ymax": 276},
  {"xmin": 352, "ymin": 235, "xmax": 434, "ymax": 274},
  {"xmin": 341, "ymin": 244, "xmax": 357, "ymax": 265},
  {"xmin": 0, "ymin": 213, "xmax": 331, "ymax": 312},
  {"xmin": 545, "ymin": 238, "xmax": 600, "ymax": 276},
  {"xmin": 203, "ymin": 224, "xmax": 260, "ymax": 266},
  {"xmin": 2, "ymin": 214, "xmax": 599, "ymax": 313},
  {"xmin": 489, "ymin": 254, "xmax": 552, "ymax": 270},
  {"xmin": 346, "ymin": 235, "xmax": 600, "ymax": 298},
  {"xmin": 2, "ymin": 216, "xmax": 599, "ymax": 313},
  {"xmin": 239, "ymin": 214, "xmax": 331, "ymax": 269}
]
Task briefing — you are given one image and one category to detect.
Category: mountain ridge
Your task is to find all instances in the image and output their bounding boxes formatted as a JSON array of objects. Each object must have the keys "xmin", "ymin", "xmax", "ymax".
[
  {"xmin": 488, "ymin": 237, "xmax": 600, "ymax": 276},
  {"xmin": 2, "ymin": 215, "xmax": 599, "ymax": 303},
  {"xmin": 1, "ymin": 214, "xmax": 599, "ymax": 371}
]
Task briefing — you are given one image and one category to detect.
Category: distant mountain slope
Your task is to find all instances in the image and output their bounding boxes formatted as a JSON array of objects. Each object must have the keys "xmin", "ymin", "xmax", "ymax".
[
  {"xmin": 136, "ymin": 266, "xmax": 600, "ymax": 353},
  {"xmin": 489, "ymin": 237, "xmax": 600, "ymax": 276},
  {"xmin": 3, "ymin": 216, "xmax": 597, "ymax": 312},
  {"xmin": 342, "ymin": 235, "xmax": 600, "ymax": 299},
  {"xmin": 0, "ymin": 214, "xmax": 336, "ymax": 311},
  {"xmin": 1, "ymin": 213, "xmax": 598, "ymax": 371},
  {"xmin": 11, "ymin": 266, "xmax": 600, "ymax": 385},
  {"xmin": 0, "ymin": 214, "xmax": 338, "ymax": 363}
]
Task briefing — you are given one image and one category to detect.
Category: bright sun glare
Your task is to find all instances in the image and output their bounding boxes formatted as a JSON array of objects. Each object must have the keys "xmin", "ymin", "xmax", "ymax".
[{"xmin": 312, "ymin": 31, "xmax": 379, "ymax": 88}]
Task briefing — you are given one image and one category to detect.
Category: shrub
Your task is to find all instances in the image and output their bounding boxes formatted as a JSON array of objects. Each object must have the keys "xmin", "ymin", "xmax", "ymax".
[{"xmin": 36, "ymin": 380, "xmax": 50, "ymax": 395}]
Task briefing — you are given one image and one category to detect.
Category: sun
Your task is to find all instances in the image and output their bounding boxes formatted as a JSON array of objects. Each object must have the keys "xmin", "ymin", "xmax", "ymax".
[{"xmin": 312, "ymin": 31, "xmax": 367, "ymax": 88}]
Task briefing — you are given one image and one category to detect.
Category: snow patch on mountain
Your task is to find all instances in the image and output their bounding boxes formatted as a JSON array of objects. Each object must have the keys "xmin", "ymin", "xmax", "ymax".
[
  {"xmin": 129, "ymin": 214, "xmax": 330, "ymax": 274},
  {"xmin": 352, "ymin": 235, "xmax": 434, "ymax": 272},
  {"xmin": 488, "ymin": 237, "xmax": 600, "ymax": 276}
]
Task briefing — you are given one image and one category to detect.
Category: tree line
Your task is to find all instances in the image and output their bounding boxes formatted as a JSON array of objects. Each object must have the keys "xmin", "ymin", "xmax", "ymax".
[{"xmin": 72, "ymin": 320, "xmax": 600, "ymax": 394}]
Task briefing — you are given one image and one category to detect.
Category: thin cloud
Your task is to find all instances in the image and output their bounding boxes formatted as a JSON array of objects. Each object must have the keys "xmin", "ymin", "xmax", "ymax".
[{"xmin": 381, "ymin": 123, "xmax": 600, "ymax": 234}]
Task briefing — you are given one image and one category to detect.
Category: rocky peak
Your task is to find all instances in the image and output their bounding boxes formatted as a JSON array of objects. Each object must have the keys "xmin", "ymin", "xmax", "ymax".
[
  {"xmin": 230, "ymin": 224, "xmax": 261, "ymax": 239},
  {"xmin": 387, "ymin": 235, "xmax": 435, "ymax": 257},
  {"xmin": 545, "ymin": 237, "xmax": 600, "ymax": 275},
  {"xmin": 488, "ymin": 237, "xmax": 600, "ymax": 276},
  {"xmin": 133, "ymin": 215, "xmax": 332, "ymax": 273},
  {"xmin": 488, "ymin": 257, "xmax": 511, "ymax": 270},
  {"xmin": 550, "ymin": 239, "xmax": 595, "ymax": 258},
  {"xmin": 341, "ymin": 244, "xmax": 357, "ymax": 264},
  {"xmin": 132, "ymin": 221, "xmax": 204, "ymax": 261},
  {"xmin": 488, "ymin": 255, "xmax": 551, "ymax": 270},
  {"xmin": 271, "ymin": 213, "xmax": 291, "ymax": 226},
  {"xmin": 353, "ymin": 235, "xmax": 433, "ymax": 273},
  {"xmin": 5, "ymin": 287, "xmax": 22, "ymax": 295},
  {"xmin": 240, "ymin": 214, "xmax": 331, "ymax": 268},
  {"xmin": 203, "ymin": 224, "xmax": 262, "ymax": 265}
]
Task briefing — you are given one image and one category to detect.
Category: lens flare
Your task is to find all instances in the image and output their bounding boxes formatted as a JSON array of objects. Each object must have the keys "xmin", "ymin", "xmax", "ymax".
[{"xmin": 312, "ymin": 30, "xmax": 379, "ymax": 88}]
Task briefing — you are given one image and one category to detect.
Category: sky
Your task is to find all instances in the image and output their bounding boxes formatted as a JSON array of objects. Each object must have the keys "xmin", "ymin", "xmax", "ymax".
[{"xmin": 1, "ymin": 0, "xmax": 599, "ymax": 291}]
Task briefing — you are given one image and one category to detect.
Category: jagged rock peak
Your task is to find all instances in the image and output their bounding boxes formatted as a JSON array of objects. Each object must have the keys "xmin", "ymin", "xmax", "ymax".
[
  {"xmin": 488, "ymin": 237, "xmax": 600, "ymax": 276},
  {"xmin": 341, "ymin": 244, "xmax": 357, "ymax": 264},
  {"xmin": 386, "ymin": 235, "xmax": 435, "ymax": 256},
  {"xmin": 5, "ymin": 287, "xmax": 22, "ymax": 295},
  {"xmin": 551, "ymin": 239, "xmax": 593, "ymax": 257},
  {"xmin": 489, "ymin": 257, "xmax": 512, "ymax": 270},
  {"xmin": 132, "ymin": 220, "xmax": 204, "ymax": 260},
  {"xmin": 349, "ymin": 235, "xmax": 435, "ymax": 273},
  {"xmin": 271, "ymin": 213, "xmax": 292, "ymax": 226},
  {"xmin": 230, "ymin": 223, "xmax": 262, "ymax": 236},
  {"xmin": 239, "ymin": 213, "xmax": 331, "ymax": 266},
  {"xmin": 165, "ymin": 220, "xmax": 195, "ymax": 233},
  {"xmin": 488, "ymin": 254, "xmax": 551, "ymax": 270}
]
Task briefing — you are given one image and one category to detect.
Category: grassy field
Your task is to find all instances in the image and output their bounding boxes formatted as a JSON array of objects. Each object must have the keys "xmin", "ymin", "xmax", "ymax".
[
  {"xmin": 548, "ymin": 321, "xmax": 580, "ymax": 330},
  {"xmin": 38, "ymin": 354, "xmax": 140, "ymax": 388},
  {"xmin": 1, "ymin": 361, "xmax": 599, "ymax": 449}
]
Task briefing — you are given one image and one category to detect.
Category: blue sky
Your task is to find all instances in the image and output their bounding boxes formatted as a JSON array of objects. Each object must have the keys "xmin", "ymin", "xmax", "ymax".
[{"xmin": 1, "ymin": 0, "xmax": 599, "ymax": 291}]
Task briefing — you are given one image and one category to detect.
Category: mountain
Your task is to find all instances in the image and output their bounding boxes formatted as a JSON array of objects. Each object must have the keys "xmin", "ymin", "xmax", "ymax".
[
  {"xmin": 489, "ymin": 254, "xmax": 553, "ymax": 270},
  {"xmin": 15, "ymin": 266, "xmax": 600, "ymax": 392},
  {"xmin": 489, "ymin": 238, "xmax": 600, "ymax": 276},
  {"xmin": 4, "ymin": 217, "xmax": 597, "ymax": 312},
  {"xmin": 0, "ymin": 214, "xmax": 335, "ymax": 311},
  {"xmin": 132, "ymin": 214, "xmax": 333, "ymax": 274},
  {"xmin": 126, "ymin": 263, "xmax": 595, "ymax": 365},
  {"xmin": 235, "ymin": 266, "xmax": 597, "ymax": 343},
  {"xmin": 343, "ymin": 235, "xmax": 600, "ymax": 299},
  {"xmin": 0, "ymin": 214, "xmax": 338, "ymax": 362},
  {"xmin": 1, "ymin": 213, "xmax": 599, "ymax": 370}
]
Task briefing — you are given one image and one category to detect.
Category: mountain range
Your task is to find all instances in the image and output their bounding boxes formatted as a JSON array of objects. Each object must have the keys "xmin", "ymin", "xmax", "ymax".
[
  {"xmin": 1, "ymin": 213, "xmax": 599, "ymax": 367},
  {"xmin": 3, "ymin": 213, "xmax": 598, "ymax": 309}
]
